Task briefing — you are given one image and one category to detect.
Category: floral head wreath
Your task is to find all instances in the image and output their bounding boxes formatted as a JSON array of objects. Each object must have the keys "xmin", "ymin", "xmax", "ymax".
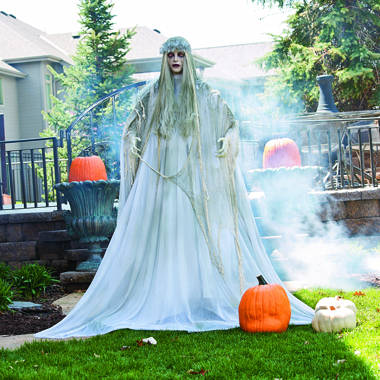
[{"xmin": 160, "ymin": 36, "xmax": 192, "ymax": 54}]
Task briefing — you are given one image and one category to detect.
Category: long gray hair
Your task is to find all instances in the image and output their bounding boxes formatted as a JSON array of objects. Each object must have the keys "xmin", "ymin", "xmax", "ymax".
[{"xmin": 150, "ymin": 51, "xmax": 199, "ymax": 138}]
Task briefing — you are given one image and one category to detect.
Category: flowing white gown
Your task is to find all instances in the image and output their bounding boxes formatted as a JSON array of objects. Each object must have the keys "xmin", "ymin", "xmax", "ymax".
[{"xmin": 35, "ymin": 80, "xmax": 313, "ymax": 339}]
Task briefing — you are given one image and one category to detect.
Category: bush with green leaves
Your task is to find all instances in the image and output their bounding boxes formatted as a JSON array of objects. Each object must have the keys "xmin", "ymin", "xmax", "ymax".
[
  {"xmin": 0, "ymin": 262, "xmax": 12, "ymax": 282},
  {"xmin": 11, "ymin": 264, "xmax": 59, "ymax": 300},
  {"xmin": 0, "ymin": 278, "xmax": 14, "ymax": 312}
]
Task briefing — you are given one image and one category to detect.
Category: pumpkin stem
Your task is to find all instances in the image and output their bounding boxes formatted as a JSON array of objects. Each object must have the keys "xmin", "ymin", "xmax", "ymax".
[{"xmin": 257, "ymin": 275, "xmax": 267, "ymax": 285}]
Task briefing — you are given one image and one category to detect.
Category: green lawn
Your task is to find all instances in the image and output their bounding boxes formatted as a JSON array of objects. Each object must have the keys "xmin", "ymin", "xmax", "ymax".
[{"xmin": 1, "ymin": 288, "xmax": 379, "ymax": 379}]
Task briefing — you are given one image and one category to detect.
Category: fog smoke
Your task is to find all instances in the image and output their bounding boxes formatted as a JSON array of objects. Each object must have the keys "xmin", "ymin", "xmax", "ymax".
[{"xmin": 209, "ymin": 78, "xmax": 380, "ymax": 290}]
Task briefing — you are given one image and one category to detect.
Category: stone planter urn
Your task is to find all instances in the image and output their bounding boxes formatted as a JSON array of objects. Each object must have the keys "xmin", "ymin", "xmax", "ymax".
[{"xmin": 55, "ymin": 179, "xmax": 119, "ymax": 272}]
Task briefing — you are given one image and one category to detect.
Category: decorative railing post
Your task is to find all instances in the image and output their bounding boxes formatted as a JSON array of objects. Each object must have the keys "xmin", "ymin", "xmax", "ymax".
[
  {"xmin": 316, "ymin": 75, "xmax": 338, "ymax": 113},
  {"xmin": 52, "ymin": 137, "xmax": 62, "ymax": 210}
]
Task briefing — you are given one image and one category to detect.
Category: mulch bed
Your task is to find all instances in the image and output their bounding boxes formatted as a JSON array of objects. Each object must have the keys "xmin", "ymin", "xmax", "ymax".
[{"xmin": 0, "ymin": 285, "xmax": 67, "ymax": 336}]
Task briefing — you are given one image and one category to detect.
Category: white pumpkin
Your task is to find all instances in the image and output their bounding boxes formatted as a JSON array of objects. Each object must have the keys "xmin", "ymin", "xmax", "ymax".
[{"xmin": 312, "ymin": 296, "xmax": 357, "ymax": 333}]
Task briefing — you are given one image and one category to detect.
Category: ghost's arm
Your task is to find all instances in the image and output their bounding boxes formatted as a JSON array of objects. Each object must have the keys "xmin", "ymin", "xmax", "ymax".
[
  {"xmin": 216, "ymin": 104, "xmax": 239, "ymax": 161},
  {"xmin": 118, "ymin": 100, "xmax": 146, "ymax": 215}
]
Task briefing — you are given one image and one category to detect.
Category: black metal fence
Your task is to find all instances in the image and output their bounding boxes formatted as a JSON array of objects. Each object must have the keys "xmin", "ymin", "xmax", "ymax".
[
  {"xmin": 240, "ymin": 112, "xmax": 380, "ymax": 190},
  {"xmin": 0, "ymin": 82, "xmax": 146, "ymax": 211},
  {"xmin": 1, "ymin": 83, "xmax": 379, "ymax": 211},
  {"xmin": 0, "ymin": 136, "xmax": 63, "ymax": 210},
  {"xmin": 289, "ymin": 113, "xmax": 380, "ymax": 190}
]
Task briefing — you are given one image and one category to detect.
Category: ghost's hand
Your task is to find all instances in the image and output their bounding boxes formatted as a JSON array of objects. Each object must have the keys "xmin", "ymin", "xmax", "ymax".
[
  {"xmin": 216, "ymin": 137, "xmax": 228, "ymax": 157},
  {"xmin": 129, "ymin": 135, "xmax": 141, "ymax": 157}
]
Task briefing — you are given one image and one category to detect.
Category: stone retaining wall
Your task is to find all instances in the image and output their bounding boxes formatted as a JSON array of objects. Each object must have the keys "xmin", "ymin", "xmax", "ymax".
[
  {"xmin": 0, "ymin": 211, "xmax": 69, "ymax": 272},
  {"xmin": 314, "ymin": 187, "xmax": 380, "ymax": 235},
  {"xmin": 0, "ymin": 188, "xmax": 379, "ymax": 276}
]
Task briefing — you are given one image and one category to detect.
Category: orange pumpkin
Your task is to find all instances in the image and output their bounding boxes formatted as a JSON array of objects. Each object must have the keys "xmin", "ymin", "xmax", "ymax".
[
  {"xmin": 263, "ymin": 138, "xmax": 301, "ymax": 169},
  {"xmin": 238, "ymin": 275, "xmax": 291, "ymax": 333},
  {"xmin": 2, "ymin": 194, "xmax": 11, "ymax": 205},
  {"xmin": 68, "ymin": 155, "xmax": 108, "ymax": 182}
]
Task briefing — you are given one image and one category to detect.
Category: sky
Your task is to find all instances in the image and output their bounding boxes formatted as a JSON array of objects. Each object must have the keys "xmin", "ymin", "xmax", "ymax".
[{"xmin": 0, "ymin": 0, "xmax": 292, "ymax": 48}]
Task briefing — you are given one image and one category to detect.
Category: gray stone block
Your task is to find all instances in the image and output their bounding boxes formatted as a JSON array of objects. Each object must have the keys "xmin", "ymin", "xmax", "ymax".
[
  {"xmin": 54, "ymin": 221, "xmax": 67, "ymax": 230},
  {"xmin": 8, "ymin": 212, "xmax": 50, "ymax": 224},
  {"xmin": 343, "ymin": 217, "xmax": 380, "ymax": 235},
  {"xmin": 0, "ymin": 225, "xmax": 7, "ymax": 242},
  {"xmin": 51, "ymin": 259, "xmax": 69, "ymax": 273},
  {"xmin": 65, "ymin": 249, "xmax": 90, "ymax": 262},
  {"xmin": 37, "ymin": 241, "xmax": 71, "ymax": 260},
  {"xmin": 38, "ymin": 249, "xmax": 65, "ymax": 260},
  {"xmin": 345, "ymin": 199, "xmax": 380, "ymax": 219},
  {"xmin": 0, "ymin": 214, "xmax": 10, "ymax": 224},
  {"xmin": 0, "ymin": 241, "xmax": 37, "ymax": 261},
  {"xmin": 60, "ymin": 271, "xmax": 95, "ymax": 290},
  {"xmin": 22, "ymin": 222, "xmax": 50, "ymax": 240},
  {"xmin": 9, "ymin": 301, "xmax": 42, "ymax": 310},
  {"xmin": 320, "ymin": 200, "xmax": 346, "ymax": 221},
  {"xmin": 6, "ymin": 224, "xmax": 23, "ymax": 242},
  {"xmin": 360, "ymin": 187, "xmax": 380, "ymax": 200},
  {"xmin": 7, "ymin": 210, "xmax": 66, "ymax": 224},
  {"xmin": 38, "ymin": 230, "xmax": 70, "ymax": 242}
]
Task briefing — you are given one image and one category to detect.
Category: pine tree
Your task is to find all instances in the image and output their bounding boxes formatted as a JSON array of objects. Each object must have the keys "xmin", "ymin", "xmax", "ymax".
[{"xmin": 41, "ymin": 0, "xmax": 135, "ymax": 182}]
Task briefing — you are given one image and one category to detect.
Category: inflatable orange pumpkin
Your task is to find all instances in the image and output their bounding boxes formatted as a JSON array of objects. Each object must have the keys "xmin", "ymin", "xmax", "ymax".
[
  {"xmin": 239, "ymin": 275, "xmax": 291, "ymax": 333},
  {"xmin": 68, "ymin": 155, "xmax": 108, "ymax": 182},
  {"xmin": 263, "ymin": 138, "xmax": 301, "ymax": 169}
]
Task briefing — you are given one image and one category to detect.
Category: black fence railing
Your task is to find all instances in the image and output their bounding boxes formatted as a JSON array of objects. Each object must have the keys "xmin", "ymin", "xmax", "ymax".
[
  {"xmin": 241, "ymin": 112, "xmax": 380, "ymax": 191},
  {"xmin": 1, "ymin": 85, "xmax": 379, "ymax": 212},
  {"xmin": 0, "ymin": 136, "xmax": 63, "ymax": 210},
  {"xmin": 287, "ymin": 112, "xmax": 380, "ymax": 190}
]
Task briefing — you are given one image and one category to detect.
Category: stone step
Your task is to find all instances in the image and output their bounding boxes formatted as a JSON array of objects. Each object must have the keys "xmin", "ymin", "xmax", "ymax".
[
  {"xmin": 38, "ymin": 230, "xmax": 71, "ymax": 243},
  {"xmin": 65, "ymin": 248, "xmax": 105, "ymax": 262},
  {"xmin": 60, "ymin": 271, "xmax": 96, "ymax": 291},
  {"xmin": 65, "ymin": 249, "xmax": 89, "ymax": 262},
  {"xmin": 9, "ymin": 301, "xmax": 42, "ymax": 311}
]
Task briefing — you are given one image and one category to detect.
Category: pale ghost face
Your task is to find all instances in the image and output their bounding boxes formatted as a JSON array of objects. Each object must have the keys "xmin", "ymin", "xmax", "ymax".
[{"xmin": 167, "ymin": 50, "xmax": 185, "ymax": 74}]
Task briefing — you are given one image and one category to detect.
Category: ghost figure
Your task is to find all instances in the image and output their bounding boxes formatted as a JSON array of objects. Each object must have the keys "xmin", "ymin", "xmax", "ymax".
[{"xmin": 35, "ymin": 37, "xmax": 313, "ymax": 338}]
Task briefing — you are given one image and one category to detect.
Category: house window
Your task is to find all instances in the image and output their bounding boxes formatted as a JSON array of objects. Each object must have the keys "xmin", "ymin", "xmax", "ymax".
[
  {"xmin": 45, "ymin": 73, "xmax": 53, "ymax": 110},
  {"xmin": 0, "ymin": 79, "xmax": 3, "ymax": 105}
]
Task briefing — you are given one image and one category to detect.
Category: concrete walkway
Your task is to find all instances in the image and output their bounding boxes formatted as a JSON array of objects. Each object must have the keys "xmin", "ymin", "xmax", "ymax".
[{"xmin": 0, "ymin": 281, "xmax": 308, "ymax": 350}]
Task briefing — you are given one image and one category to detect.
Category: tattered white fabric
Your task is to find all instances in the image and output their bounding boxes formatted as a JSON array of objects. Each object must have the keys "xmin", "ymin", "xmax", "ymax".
[{"xmin": 35, "ymin": 80, "xmax": 313, "ymax": 339}]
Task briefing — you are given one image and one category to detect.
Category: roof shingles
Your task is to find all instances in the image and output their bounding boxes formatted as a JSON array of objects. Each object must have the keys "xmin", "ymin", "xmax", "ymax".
[
  {"xmin": 0, "ymin": 12, "xmax": 71, "ymax": 63},
  {"xmin": 0, "ymin": 12, "xmax": 273, "ymax": 82}
]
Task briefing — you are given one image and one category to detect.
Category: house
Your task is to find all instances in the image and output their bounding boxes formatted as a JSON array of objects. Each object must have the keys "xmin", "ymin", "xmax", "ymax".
[
  {"xmin": 0, "ymin": 11, "xmax": 73, "ymax": 144},
  {"xmin": 0, "ymin": 10, "xmax": 273, "ymax": 143}
]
